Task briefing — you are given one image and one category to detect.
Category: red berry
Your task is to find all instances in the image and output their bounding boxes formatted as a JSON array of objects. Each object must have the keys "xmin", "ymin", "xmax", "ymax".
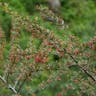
[
  {"xmin": 35, "ymin": 56, "xmax": 42, "ymax": 63},
  {"xmin": 57, "ymin": 93, "xmax": 62, "ymax": 96}
]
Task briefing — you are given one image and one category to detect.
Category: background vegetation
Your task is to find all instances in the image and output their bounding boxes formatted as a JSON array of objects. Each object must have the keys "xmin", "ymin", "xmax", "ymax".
[{"xmin": 0, "ymin": 0, "xmax": 96, "ymax": 96}]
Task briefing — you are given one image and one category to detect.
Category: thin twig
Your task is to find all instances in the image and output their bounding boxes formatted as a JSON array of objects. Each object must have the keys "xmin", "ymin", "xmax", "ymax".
[{"xmin": 17, "ymin": 78, "xmax": 27, "ymax": 93}]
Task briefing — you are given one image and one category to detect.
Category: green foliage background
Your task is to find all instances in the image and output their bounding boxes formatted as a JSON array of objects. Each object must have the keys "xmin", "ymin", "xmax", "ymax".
[
  {"xmin": 0, "ymin": 0, "xmax": 96, "ymax": 96},
  {"xmin": 0, "ymin": 0, "xmax": 96, "ymax": 41}
]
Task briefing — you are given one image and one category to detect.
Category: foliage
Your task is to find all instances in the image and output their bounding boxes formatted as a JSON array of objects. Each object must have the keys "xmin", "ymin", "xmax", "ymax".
[
  {"xmin": 19, "ymin": 0, "xmax": 45, "ymax": 14},
  {"xmin": 0, "ymin": 0, "xmax": 96, "ymax": 96}
]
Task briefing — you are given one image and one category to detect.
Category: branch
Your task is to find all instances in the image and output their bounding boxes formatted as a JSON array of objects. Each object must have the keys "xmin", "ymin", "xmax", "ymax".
[
  {"xmin": 64, "ymin": 48, "xmax": 96, "ymax": 82},
  {"xmin": 17, "ymin": 78, "xmax": 27, "ymax": 93},
  {"xmin": 79, "ymin": 66, "xmax": 96, "ymax": 82},
  {"xmin": 0, "ymin": 75, "xmax": 6, "ymax": 83},
  {"xmin": 0, "ymin": 75, "xmax": 17, "ymax": 94},
  {"xmin": 8, "ymin": 84, "xmax": 17, "ymax": 94}
]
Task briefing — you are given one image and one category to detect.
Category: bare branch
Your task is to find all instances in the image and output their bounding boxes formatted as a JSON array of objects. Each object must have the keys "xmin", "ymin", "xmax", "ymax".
[
  {"xmin": 8, "ymin": 84, "xmax": 17, "ymax": 94},
  {"xmin": 0, "ymin": 75, "xmax": 17, "ymax": 94},
  {"xmin": 0, "ymin": 75, "xmax": 6, "ymax": 83}
]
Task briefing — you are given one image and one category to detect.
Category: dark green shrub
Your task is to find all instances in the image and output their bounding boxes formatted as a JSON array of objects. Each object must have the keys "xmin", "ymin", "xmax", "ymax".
[
  {"xmin": 0, "ymin": 10, "xmax": 11, "ymax": 42},
  {"xmin": 20, "ymin": 0, "xmax": 45, "ymax": 14}
]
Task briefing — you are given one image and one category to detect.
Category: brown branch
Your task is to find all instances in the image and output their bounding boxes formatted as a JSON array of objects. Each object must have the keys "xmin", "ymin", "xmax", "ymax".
[{"xmin": 63, "ymin": 48, "xmax": 96, "ymax": 82}]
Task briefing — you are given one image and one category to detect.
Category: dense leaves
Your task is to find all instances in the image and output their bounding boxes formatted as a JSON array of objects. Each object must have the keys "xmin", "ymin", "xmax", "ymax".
[{"xmin": 0, "ymin": 0, "xmax": 96, "ymax": 96}]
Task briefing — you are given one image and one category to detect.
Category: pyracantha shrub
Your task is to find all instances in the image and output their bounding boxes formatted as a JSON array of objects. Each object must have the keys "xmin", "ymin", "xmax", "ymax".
[{"xmin": 0, "ymin": 2, "xmax": 96, "ymax": 96}]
